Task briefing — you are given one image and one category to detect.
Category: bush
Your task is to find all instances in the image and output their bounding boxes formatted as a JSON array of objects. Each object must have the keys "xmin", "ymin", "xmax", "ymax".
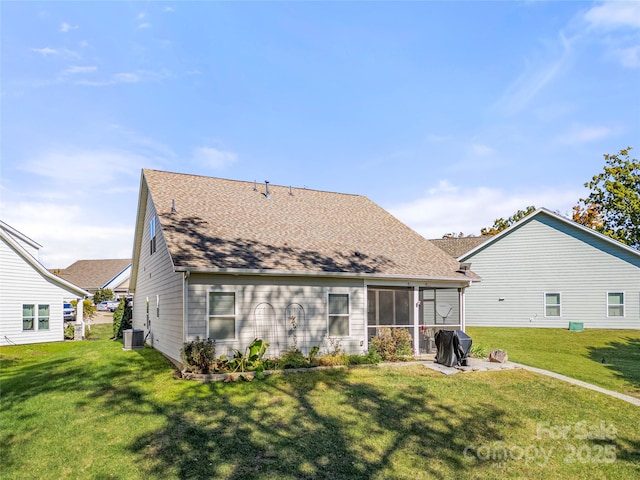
[
  {"xmin": 112, "ymin": 297, "xmax": 132, "ymax": 340},
  {"xmin": 470, "ymin": 344, "xmax": 487, "ymax": 358},
  {"xmin": 277, "ymin": 349, "xmax": 310, "ymax": 369},
  {"xmin": 369, "ymin": 327, "xmax": 413, "ymax": 361},
  {"xmin": 181, "ymin": 337, "xmax": 216, "ymax": 373},
  {"xmin": 64, "ymin": 324, "xmax": 75, "ymax": 340}
]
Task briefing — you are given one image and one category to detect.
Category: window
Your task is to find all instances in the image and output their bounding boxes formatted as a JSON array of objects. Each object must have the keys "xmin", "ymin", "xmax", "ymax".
[
  {"xmin": 149, "ymin": 217, "xmax": 157, "ymax": 255},
  {"xmin": 38, "ymin": 305, "xmax": 50, "ymax": 330},
  {"xmin": 208, "ymin": 292, "xmax": 236, "ymax": 340},
  {"xmin": 23, "ymin": 304, "xmax": 35, "ymax": 331},
  {"xmin": 156, "ymin": 295, "xmax": 160, "ymax": 318},
  {"xmin": 608, "ymin": 292, "xmax": 624, "ymax": 317},
  {"xmin": 328, "ymin": 293, "xmax": 350, "ymax": 336},
  {"xmin": 545, "ymin": 293, "xmax": 561, "ymax": 317}
]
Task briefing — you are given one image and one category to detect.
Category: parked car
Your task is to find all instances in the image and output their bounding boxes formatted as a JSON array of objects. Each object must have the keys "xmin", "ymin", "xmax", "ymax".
[
  {"xmin": 63, "ymin": 302, "xmax": 75, "ymax": 321},
  {"xmin": 106, "ymin": 300, "xmax": 120, "ymax": 312},
  {"xmin": 97, "ymin": 301, "xmax": 109, "ymax": 311}
]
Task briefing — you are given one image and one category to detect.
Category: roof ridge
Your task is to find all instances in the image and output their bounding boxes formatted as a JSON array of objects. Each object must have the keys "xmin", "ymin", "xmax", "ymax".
[{"xmin": 142, "ymin": 168, "xmax": 365, "ymax": 198}]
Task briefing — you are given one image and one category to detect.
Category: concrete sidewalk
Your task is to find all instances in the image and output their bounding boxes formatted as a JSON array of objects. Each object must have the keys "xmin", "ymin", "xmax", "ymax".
[
  {"xmin": 512, "ymin": 362, "xmax": 640, "ymax": 407},
  {"xmin": 425, "ymin": 357, "xmax": 640, "ymax": 407}
]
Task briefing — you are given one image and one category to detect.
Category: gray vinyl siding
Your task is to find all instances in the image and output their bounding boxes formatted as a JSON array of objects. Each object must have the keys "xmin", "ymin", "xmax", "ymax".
[
  {"xmin": 0, "ymin": 237, "xmax": 67, "ymax": 345},
  {"xmin": 463, "ymin": 214, "xmax": 640, "ymax": 329},
  {"xmin": 186, "ymin": 274, "xmax": 367, "ymax": 357},
  {"xmin": 131, "ymin": 194, "xmax": 184, "ymax": 362}
]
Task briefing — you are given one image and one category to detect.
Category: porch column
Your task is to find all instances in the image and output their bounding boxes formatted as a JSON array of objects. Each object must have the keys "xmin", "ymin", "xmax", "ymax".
[{"xmin": 413, "ymin": 287, "xmax": 420, "ymax": 355}]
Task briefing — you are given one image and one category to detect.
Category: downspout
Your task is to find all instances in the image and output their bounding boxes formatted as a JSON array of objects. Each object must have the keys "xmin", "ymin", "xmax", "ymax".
[
  {"xmin": 183, "ymin": 270, "xmax": 190, "ymax": 343},
  {"xmin": 460, "ymin": 284, "xmax": 468, "ymax": 332}
]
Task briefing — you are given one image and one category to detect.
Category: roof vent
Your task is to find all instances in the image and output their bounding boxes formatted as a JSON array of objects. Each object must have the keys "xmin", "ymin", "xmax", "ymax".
[
  {"xmin": 264, "ymin": 180, "xmax": 271, "ymax": 199},
  {"xmin": 289, "ymin": 185, "xmax": 293, "ymax": 196},
  {"xmin": 171, "ymin": 199, "xmax": 176, "ymax": 214},
  {"xmin": 457, "ymin": 262, "xmax": 471, "ymax": 274}
]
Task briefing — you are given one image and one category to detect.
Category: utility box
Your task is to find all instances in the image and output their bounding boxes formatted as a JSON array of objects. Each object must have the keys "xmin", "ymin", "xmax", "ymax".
[{"xmin": 123, "ymin": 329, "xmax": 144, "ymax": 350}]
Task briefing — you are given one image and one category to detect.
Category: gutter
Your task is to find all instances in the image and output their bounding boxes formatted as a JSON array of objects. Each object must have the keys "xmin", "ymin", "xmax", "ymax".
[{"xmin": 172, "ymin": 265, "xmax": 474, "ymax": 285}]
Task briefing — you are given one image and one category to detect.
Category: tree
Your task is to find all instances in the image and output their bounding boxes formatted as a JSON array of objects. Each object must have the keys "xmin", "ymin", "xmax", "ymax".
[
  {"xmin": 480, "ymin": 206, "xmax": 536, "ymax": 236},
  {"xmin": 575, "ymin": 147, "xmax": 639, "ymax": 249},
  {"xmin": 93, "ymin": 288, "xmax": 114, "ymax": 305}
]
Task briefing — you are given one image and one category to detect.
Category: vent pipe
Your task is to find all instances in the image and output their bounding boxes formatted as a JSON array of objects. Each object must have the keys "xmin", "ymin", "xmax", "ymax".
[
  {"xmin": 265, "ymin": 180, "xmax": 271, "ymax": 199},
  {"xmin": 171, "ymin": 199, "xmax": 176, "ymax": 214}
]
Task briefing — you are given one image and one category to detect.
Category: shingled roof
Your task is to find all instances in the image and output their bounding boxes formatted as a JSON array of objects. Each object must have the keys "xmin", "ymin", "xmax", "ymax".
[
  {"xmin": 140, "ymin": 169, "xmax": 476, "ymax": 281},
  {"xmin": 429, "ymin": 236, "xmax": 490, "ymax": 259},
  {"xmin": 56, "ymin": 259, "xmax": 131, "ymax": 291}
]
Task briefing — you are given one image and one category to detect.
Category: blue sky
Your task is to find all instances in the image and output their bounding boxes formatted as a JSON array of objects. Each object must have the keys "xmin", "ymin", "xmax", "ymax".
[{"xmin": 1, "ymin": 1, "xmax": 639, "ymax": 268}]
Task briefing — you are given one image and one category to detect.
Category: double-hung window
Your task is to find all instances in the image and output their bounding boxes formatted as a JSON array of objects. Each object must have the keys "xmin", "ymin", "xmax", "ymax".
[
  {"xmin": 328, "ymin": 293, "xmax": 350, "ymax": 336},
  {"xmin": 607, "ymin": 292, "xmax": 624, "ymax": 317},
  {"xmin": 23, "ymin": 304, "xmax": 35, "ymax": 331},
  {"xmin": 38, "ymin": 305, "xmax": 50, "ymax": 330},
  {"xmin": 208, "ymin": 292, "xmax": 236, "ymax": 340},
  {"xmin": 544, "ymin": 293, "xmax": 561, "ymax": 317}
]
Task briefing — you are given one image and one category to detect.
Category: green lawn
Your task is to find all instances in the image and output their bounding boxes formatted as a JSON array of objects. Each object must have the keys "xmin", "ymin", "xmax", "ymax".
[
  {"xmin": 466, "ymin": 327, "xmax": 640, "ymax": 399},
  {"xmin": 1, "ymin": 325, "xmax": 639, "ymax": 480}
]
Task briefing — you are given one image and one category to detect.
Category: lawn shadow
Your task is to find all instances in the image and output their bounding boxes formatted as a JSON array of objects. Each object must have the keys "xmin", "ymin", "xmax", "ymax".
[
  {"xmin": 586, "ymin": 336, "xmax": 640, "ymax": 397},
  {"xmin": 110, "ymin": 367, "xmax": 516, "ymax": 479}
]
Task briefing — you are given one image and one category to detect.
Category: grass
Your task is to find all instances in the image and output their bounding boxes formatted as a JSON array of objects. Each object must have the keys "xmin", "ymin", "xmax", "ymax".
[
  {"xmin": 466, "ymin": 327, "xmax": 640, "ymax": 399},
  {"xmin": 1, "ymin": 324, "xmax": 639, "ymax": 479}
]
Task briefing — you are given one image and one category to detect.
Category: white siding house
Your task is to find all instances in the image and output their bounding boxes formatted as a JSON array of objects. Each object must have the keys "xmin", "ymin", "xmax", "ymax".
[
  {"xmin": 130, "ymin": 170, "xmax": 477, "ymax": 365},
  {"xmin": 0, "ymin": 221, "xmax": 88, "ymax": 345},
  {"xmin": 458, "ymin": 209, "xmax": 640, "ymax": 329}
]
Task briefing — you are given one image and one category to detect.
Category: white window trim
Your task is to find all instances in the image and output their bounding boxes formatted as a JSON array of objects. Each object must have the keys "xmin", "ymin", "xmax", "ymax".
[
  {"xmin": 327, "ymin": 292, "xmax": 351, "ymax": 337},
  {"xmin": 544, "ymin": 292, "xmax": 562, "ymax": 318},
  {"xmin": 22, "ymin": 304, "xmax": 36, "ymax": 332},
  {"xmin": 22, "ymin": 303, "xmax": 50, "ymax": 332},
  {"xmin": 206, "ymin": 289, "xmax": 238, "ymax": 342},
  {"xmin": 606, "ymin": 291, "xmax": 625, "ymax": 318}
]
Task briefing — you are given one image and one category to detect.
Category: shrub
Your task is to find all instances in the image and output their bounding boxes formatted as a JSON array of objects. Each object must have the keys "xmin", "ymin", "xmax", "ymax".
[
  {"xmin": 181, "ymin": 337, "xmax": 216, "ymax": 373},
  {"xmin": 112, "ymin": 297, "xmax": 132, "ymax": 340},
  {"xmin": 317, "ymin": 353, "xmax": 349, "ymax": 367},
  {"xmin": 370, "ymin": 327, "xmax": 413, "ymax": 361},
  {"xmin": 64, "ymin": 324, "xmax": 75, "ymax": 340},
  {"xmin": 470, "ymin": 344, "xmax": 487, "ymax": 358},
  {"xmin": 277, "ymin": 349, "xmax": 309, "ymax": 369}
]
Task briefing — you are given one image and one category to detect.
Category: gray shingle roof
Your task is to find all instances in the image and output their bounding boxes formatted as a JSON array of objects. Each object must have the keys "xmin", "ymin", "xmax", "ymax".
[{"xmin": 144, "ymin": 169, "xmax": 476, "ymax": 280}]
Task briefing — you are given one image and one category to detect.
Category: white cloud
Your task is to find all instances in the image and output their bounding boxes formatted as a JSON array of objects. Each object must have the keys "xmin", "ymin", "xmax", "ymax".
[
  {"xmin": 496, "ymin": 33, "xmax": 574, "ymax": 115},
  {"xmin": 19, "ymin": 148, "xmax": 148, "ymax": 185},
  {"xmin": 138, "ymin": 22, "xmax": 151, "ymax": 29},
  {"xmin": 557, "ymin": 125, "xmax": 613, "ymax": 144},
  {"xmin": 613, "ymin": 45, "xmax": 640, "ymax": 68},
  {"xmin": 31, "ymin": 47, "xmax": 79, "ymax": 58},
  {"xmin": 74, "ymin": 69, "xmax": 169, "ymax": 86},
  {"xmin": 60, "ymin": 22, "xmax": 79, "ymax": 33},
  {"xmin": 584, "ymin": 1, "xmax": 640, "ymax": 30},
  {"xmin": 0, "ymin": 199, "xmax": 134, "ymax": 268},
  {"xmin": 193, "ymin": 147, "xmax": 238, "ymax": 169},
  {"xmin": 387, "ymin": 181, "xmax": 581, "ymax": 239},
  {"xmin": 470, "ymin": 143, "xmax": 495, "ymax": 156},
  {"xmin": 63, "ymin": 65, "xmax": 97, "ymax": 75},
  {"xmin": 31, "ymin": 47, "xmax": 58, "ymax": 56},
  {"xmin": 163, "ymin": 7, "xmax": 174, "ymax": 13}
]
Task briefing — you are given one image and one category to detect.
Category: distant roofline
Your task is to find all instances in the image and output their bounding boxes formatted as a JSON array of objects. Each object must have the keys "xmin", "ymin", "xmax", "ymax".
[{"xmin": 459, "ymin": 207, "xmax": 640, "ymax": 260}]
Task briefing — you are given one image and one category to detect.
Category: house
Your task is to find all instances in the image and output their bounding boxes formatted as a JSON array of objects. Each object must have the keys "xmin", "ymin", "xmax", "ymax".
[
  {"xmin": 129, "ymin": 169, "xmax": 478, "ymax": 364},
  {"xmin": 0, "ymin": 221, "xmax": 88, "ymax": 346},
  {"xmin": 55, "ymin": 259, "xmax": 132, "ymax": 297},
  {"xmin": 439, "ymin": 208, "xmax": 640, "ymax": 329}
]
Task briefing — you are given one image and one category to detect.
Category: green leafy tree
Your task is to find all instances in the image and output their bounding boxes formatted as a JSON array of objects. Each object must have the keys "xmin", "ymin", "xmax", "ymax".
[
  {"xmin": 93, "ymin": 288, "xmax": 114, "ymax": 305},
  {"xmin": 574, "ymin": 147, "xmax": 639, "ymax": 249},
  {"xmin": 480, "ymin": 206, "xmax": 536, "ymax": 236}
]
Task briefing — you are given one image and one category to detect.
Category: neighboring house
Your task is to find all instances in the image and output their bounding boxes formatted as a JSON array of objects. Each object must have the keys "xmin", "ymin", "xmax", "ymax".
[
  {"xmin": 436, "ymin": 208, "xmax": 640, "ymax": 329},
  {"xmin": 0, "ymin": 221, "xmax": 88, "ymax": 346},
  {"xmin": 130, "ymin": 169, "xmax": 478, "ymax": 364},
  {"xmin": 55, "ymin": 259, "xmax": 132, "ymax": 297}
]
